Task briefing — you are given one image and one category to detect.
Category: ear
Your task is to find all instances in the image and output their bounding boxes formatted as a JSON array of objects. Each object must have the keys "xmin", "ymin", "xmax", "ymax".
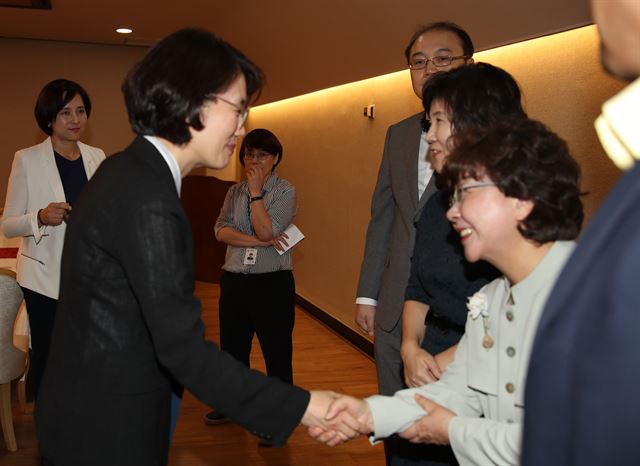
[
  {"xmin": 466, "ymin": 57, "xmax": 475, "ymax": 64},
  {"xmin": 513, "ymin": 198, "xmax": 534, "ymax": 222}
]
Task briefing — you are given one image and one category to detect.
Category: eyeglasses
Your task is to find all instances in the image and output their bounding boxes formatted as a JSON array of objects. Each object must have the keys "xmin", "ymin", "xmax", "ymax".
[
  {"xmin": 244, "ymin": 149, "xmax": 274, "ymax": 161},
  {"xmin": 409, "ymin": 55, "xmax": 468, "ymax": 70},
  {"xmin": 450, "ymin": 182, "xmax": 496, "ymax": 207},
  {"xmin": 210, "ymin": 94, "xmax": 249, "ymax": 130}
]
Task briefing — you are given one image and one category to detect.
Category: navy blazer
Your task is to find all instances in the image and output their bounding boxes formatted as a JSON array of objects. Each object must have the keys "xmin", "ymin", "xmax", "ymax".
[
  {"xmin": 523, "ymin": 162, "xmax": 640, "ymax": 465},
  {"xmin": 36, "ymin": 137, "xmax": 309, "ymax": 466}
]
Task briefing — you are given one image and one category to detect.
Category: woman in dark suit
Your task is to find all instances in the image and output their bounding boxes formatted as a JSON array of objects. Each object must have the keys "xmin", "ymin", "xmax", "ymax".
[
  {"xmin": 35, "ymin": 28, "xmax": 356, "ymax": 466},
  {"xmin": 1, "ymin": 79, "xmax": 105, "ymax": 399}
]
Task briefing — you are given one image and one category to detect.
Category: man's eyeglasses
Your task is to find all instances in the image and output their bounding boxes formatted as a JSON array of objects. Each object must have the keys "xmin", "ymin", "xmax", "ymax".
[
  {"xmin": 209, "ymin": 94, "xmax": 249, "ymax": 130},
  {"xmin": 449, "ymin": 182, "xmax": 496, "ymax": 207},
  {"xmin": 244, "ymin": 149, "xmax": 274, "ymax": 161},
  {"xmin": 409, "ymin": 55, "xmax": 468, "ymax": 70}
]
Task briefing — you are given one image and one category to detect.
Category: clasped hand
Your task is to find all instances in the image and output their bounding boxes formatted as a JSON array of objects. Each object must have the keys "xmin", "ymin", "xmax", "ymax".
[{"xmin": 305, "ymin": 392, "xmax": 454, "ymax": 448}]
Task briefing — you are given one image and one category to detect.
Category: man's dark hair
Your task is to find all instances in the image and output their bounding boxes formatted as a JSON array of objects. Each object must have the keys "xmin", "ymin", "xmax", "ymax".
[
  {"xmin": 404, "ymin": 21, "xmax": 474, "ymax": 64},
  {"xmin": 423, "ymin": 62, "xmax": 526, "ymax": 137},
  {"xmin": 122, "ymin": 28, "xmax": 264, "ymax": 145},
  {"xmin": 443, "ymin": 118, "xmax": 584, "ymax": 243},
  {"xmin": 34, "ymin": 79, "xmax": 92, "ymax": 135}
]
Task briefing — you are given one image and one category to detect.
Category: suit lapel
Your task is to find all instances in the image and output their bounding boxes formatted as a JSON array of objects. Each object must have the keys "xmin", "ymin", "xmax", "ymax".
[
  {"xmin": 403, "ymin": 113, "xmax": 423, "ymax": 211},
  {"xmin": 42, "ymin": 137, "xmax": 66, "ymax": 202},
  {"xmin": 417, "ymin": 173, "xmax": 437, "ymax": 213},
  {"xmin": 79, "ymin": 143, "xmax": 99, "ymax": 178}
]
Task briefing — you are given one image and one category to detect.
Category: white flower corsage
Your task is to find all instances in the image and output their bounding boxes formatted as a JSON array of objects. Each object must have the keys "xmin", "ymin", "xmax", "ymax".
[
  {"xmin": 467, "ymin": 291, "xmax": 494, "ymax": 349},
  {"xmin": 467, "ymin": 292, "xmax": 489, "ymax": 319}
]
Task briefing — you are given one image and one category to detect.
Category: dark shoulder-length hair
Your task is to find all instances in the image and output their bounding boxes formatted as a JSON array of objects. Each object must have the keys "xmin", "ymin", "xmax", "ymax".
[
  {"xmin": 443, "ymin": 118, "xmax": 584, "ymax": 243},
  {"xmin": 239, "ymin": 129, "xmax": 283, "ymax": 171},
  {"xmin": 34, "ymin": 79, "xmax": 92, "ymax": 135},
  {"xmin": 122, "ymin": 28, "xmax": 264, "ymax": 145},
  {"xmin": 422, "ymin": 62, "xmax": 526, "ymax": 137}
]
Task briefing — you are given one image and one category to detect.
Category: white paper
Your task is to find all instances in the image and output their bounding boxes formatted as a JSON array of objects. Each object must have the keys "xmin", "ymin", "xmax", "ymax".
[{"xmin": 277, "ymin": 224, "xmax": 305, "ymax": 255}]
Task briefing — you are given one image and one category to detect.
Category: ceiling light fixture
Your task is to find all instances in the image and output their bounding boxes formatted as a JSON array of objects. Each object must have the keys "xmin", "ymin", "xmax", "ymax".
[{"xmin": 116, "ymin": 28, "xmax": 133, "ymax": 34}]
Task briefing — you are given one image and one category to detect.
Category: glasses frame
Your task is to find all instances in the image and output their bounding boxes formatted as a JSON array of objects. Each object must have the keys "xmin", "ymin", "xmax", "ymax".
[
  {"xmin": 209, "ymin": 94, "xmax": 249, "ymax": 130},
  {"xmin": 409, "ymin": 55, "xmax": 468, "ymax": 70},
  {"xmin": 450, "ymin": 182, "xmax": 496, "ymax": 207},
  {"xmin": 244, "ymin": 149, "xmax": 275, "ymax": 162}
]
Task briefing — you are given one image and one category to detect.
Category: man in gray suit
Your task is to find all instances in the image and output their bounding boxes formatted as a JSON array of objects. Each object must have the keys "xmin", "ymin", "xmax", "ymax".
[{"xmin": 356, "ymin": 22, "xmax": 474, "ymax": 398}]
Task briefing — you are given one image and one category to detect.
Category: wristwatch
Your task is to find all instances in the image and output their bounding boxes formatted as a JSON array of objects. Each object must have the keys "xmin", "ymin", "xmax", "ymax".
[{"xmin": 249, "ymin": 195, "xmax": 264, "ymax": 203}]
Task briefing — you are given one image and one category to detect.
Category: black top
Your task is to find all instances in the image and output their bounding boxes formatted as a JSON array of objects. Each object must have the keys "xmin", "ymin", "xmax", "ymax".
[
  {"xmin": 54, "ymin": 151, "xmax": 88, "ymax": 207},
  {"xmin": 405, "ymin": 190, "xmax": 500, "ymax": 355}
]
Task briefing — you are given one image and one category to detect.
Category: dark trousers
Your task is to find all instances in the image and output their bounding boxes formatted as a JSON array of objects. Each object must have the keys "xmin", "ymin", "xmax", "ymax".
[
  {"xmin": 21, "ymin": 287, "xmax": 57, "ymax": 401},
  {"xmin": 219, "ymin": 270, "xmax": 295, "ymax": 384}
]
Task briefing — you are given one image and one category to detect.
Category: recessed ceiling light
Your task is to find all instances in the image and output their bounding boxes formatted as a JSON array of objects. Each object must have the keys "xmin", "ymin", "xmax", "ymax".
[{"xmin": 116, "ymin": 28, "xmax": 133, "ymax": 34}]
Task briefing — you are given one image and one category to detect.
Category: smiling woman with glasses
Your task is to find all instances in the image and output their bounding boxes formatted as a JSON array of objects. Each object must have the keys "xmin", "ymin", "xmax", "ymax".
[
  {"xmin": 205, "ymin": 128, "xmax": 299, "ymax": 429},
  {"xmin": 388, "ymin": 63, "xmax": 525, "ymax": 465},
  {"xmin": 318, "ymin": 117, "xmax": 584, "ymax": 466}
]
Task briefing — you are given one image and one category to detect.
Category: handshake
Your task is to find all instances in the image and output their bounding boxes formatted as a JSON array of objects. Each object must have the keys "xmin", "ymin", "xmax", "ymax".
[
  {"xmin": 301, "ymin": 391, "xmax": 454, "ymax": 447},
  {"xmin": 301, "ymin": 392, "xmax": 374, "ymax": 446}
]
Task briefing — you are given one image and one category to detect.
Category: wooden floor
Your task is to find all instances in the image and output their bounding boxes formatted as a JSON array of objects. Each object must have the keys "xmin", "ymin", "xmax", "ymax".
[{"xmin": 1, "ymin": 281, "xmax": 385, "ymax": 465}]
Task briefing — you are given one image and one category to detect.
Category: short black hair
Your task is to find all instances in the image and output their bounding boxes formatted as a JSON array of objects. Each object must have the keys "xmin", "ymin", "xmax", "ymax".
[
  {"xmin": 405, "ymin": 21, "xmax": 474, "ymax": 64},
  {"xmin": 34, "ymin": 79, "xmax": 92, "ymax": 135},
  {"xmin": 443, "ymin": 118, "xmax": 584, "ymax": 243},
  {"xmin": 423, "ymin": 62, "xmax": 526, "ymax": 138},
  {"xmin": 122, "ymin": 28, "xmax": 264, "ymax": 145},
  {"xmin": 239, "ymin": 128, "xmax": 283, "ymax": 171}
]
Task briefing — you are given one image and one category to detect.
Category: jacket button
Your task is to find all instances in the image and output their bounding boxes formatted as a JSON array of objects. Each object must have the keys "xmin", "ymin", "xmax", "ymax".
[
  {"xmin": 506, "ymin": 382, "xmax": 515, "ymax": 393},
  {"xmin": 506, "ymin": 347, "xmax": 516, "ymax": 357},
  {"xmin": 506, "ymin": 311, "xmax": 514, "ymax": 321}
]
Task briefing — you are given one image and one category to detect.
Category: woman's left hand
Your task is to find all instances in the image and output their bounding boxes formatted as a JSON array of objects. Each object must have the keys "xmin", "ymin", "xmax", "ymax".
[{"xmin": 398, "ymin": 394, "xmax": 454, "ymax": 445}]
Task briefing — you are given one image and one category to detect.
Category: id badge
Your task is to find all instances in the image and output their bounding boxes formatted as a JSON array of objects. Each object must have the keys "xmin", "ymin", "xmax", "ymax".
[{"xmin": 243, "ymin": 248, "xmax": 258, "ymax": 265}]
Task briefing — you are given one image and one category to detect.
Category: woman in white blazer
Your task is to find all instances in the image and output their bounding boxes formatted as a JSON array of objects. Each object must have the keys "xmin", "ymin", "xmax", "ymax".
[{"xmin": 1, "ymin": 79, "xmax": 105, "ymax": 399}]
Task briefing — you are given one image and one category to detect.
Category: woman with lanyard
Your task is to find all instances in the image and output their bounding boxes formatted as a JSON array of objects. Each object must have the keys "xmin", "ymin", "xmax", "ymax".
[
  {"xmin": 1, "ymin": 79, "xmax": 105, "ymax": 399},
  {"xmin": 204, "ymin": 128, "xmax": 296, "ymax": 427}
]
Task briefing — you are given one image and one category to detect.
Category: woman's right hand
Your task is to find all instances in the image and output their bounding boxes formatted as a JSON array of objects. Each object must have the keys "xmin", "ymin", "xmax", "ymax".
[
  {"xmin": 401, "ymin": 344, "xmax": 442, "ymax": 388},
  {"xmin": 39, "ymin": 202, "xmax": 72, "ymax": 227}
]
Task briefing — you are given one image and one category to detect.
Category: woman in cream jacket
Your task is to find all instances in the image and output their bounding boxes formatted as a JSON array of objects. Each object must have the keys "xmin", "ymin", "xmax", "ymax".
[{"xmin": 1, "ymin": 79, "xmax": 105, "ymax": 398}]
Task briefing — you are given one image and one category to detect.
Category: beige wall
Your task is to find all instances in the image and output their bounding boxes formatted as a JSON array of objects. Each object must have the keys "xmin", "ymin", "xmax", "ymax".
[
  {"xmin": 246, "ymin": 25, "xmax": 626, "ymax": 336},
  {"xmin": 0, "ymin": 27, "xmax": 627, "ymax": 338}
]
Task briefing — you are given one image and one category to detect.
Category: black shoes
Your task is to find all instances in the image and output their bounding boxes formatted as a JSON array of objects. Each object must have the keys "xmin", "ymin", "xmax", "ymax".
[{"xmin": 203, "ymin": 410, "xmax": 229, "ymax": 425}]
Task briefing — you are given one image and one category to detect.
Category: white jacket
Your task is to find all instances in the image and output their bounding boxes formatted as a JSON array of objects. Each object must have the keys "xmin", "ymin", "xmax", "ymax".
[{"xmin": 1, "ymin": 137, "xmax": 105, "ymax": 298}]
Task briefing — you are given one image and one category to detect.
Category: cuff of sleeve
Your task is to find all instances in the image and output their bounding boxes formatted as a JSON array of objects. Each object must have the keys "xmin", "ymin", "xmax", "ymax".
[
  {"xmin": 356, "ymin": 297, "xmax": 378, "ymax": 306},
  {"xmin": 31, "ymin": 211, "xmax": 45, "ymax": 243},
  {"xmin": 366, "ymin": 393, "xmax": 425, "ymax": 441}
]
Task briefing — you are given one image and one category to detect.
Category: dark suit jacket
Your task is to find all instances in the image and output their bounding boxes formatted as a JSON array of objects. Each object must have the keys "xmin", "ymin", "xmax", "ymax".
[
  {"xmin": 35, "ymin": 137, "xmax": 309, "ymax": 466},
  {"xmin": 522, "ymin": 162, "xmax": 640, "ymax": 465},
  {"xmin": 357, "ymin": 113, "xmax": 436, "ymax": 331}
]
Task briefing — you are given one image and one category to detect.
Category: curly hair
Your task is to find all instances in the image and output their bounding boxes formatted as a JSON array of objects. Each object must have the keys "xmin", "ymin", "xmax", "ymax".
[{"xmin": 443, "ymin": 118, "xmax": 584, "ymax": 243}]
